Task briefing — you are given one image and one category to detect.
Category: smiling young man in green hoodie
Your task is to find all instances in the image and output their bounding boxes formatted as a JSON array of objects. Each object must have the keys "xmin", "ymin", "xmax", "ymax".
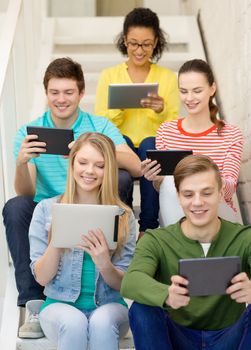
[{"xmin": 121, "ymin": 154, "xmax": 251, "ymax": 350}]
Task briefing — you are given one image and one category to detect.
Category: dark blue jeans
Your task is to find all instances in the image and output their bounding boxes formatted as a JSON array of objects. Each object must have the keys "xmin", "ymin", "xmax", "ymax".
[
  {"xmin": 118, "ymin": 169, "xmax": 134, "ymax": 209},
  {"xmin": 129, "ymin": 302, "xmax": 251, "ymax": 350},
  {"xmin": 2, "ymin": 196, "xmax": 44, "ymax": 306},
  {"xmin": 123, "ymin": 136, "xmax": 159, "ymax": 231},
  {"xmin": 2, "ymin": 171, "xmax": 132, "ymax": 306}
]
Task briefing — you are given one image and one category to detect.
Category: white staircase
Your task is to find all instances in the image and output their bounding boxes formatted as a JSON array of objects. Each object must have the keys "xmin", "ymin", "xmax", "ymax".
[
  {"xmin": 31, "ymin": 15, "xmax": 205, "ymax": 118},
  {"xmin": 55, "ymin": 16, "xmax": 205, "ymax": 114},
  {"xmin": 18, "ymin": 17, "xmax": 205, "ymax": 350},
  {"xmin": 1, "ymin": 13, "xmax": 206, "ymax": 350}
]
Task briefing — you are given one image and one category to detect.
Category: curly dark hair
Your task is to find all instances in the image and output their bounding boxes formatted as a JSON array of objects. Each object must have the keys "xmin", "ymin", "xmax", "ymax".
[{"xmin": 116, "ymin": 7, "xmax": 168, "ymax": 62}]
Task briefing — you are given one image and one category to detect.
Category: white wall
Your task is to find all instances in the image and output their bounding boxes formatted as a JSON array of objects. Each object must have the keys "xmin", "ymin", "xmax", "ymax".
[
  {"xmin": 96, "ymin": 0, "xmax": 143, "ymax": 16},
  {"xmin": 47, "ymin": 0, "xmax": 187, "ymax": 17},
  {"xmin": 143, "ymin": 0, "xmax": 181, "ymax": 15},
  {"xmin": 0, "ymin": 0, "xmax": 9, "ymax": 12},
  {"xmin": 47, "ymin": 0, "xmax": 96, "ymax": 16},
  {"xmin": 196, "ymin": 1, "xmax": 251, "ymax": 223}
]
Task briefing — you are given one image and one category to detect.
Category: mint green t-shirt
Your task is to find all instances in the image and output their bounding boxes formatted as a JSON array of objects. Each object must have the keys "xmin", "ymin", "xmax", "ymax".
[
  {"xmin": 14, "ymin": 109, "xmax": 125, "ymax": 202},
  {"xmin": 40, "ymin": 253, "xmax": 127, "ymax": 312}
]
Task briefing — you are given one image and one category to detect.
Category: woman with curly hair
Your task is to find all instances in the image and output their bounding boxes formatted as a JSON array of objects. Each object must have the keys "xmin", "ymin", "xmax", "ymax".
[{"xmin": 95, "ymin": 7, "xmax": 179, "ymax": 236}]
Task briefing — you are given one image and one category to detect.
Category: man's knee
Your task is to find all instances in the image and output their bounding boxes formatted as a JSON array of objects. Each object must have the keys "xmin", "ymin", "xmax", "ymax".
[
  {"xmin": 2, "ymin": 196, "xmax": 36, "ymax": 222},
  {"xmin": 118, "ymin": 170, "xmax": 133, "ymax": 193},
  {"xmin": 118, "ymin": 170, "xmax": 133, "ymax": 206},
  {"xmin": 129, "ymin": 302, "xmax": 149, "ymax": 325},
  {"xmin": 129, "ymin": 302, "xmax": 165, "ymax": 328},
  {"xmin": 138, "ymin": 137, "xmax": 156, "ymax": 160},
  {"xmin": 2, "ymin": 196, "xmax": 37, "ymax": 243}
]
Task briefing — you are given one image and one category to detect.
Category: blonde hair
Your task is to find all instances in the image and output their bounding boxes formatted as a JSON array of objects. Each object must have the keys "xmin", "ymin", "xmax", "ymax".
[{"xmin": 49, "ymin": 132, "xmax": 131, "ymax": 251}]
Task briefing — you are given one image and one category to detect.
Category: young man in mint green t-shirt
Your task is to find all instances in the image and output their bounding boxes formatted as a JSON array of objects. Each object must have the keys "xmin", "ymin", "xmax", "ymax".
[
  {"xmin": 121, "ymin": 154, "xmax": 251, "ymax": 350},
  {"xmin": 2, "ymin": 57, "xmax": 141, "ymax": 339}
]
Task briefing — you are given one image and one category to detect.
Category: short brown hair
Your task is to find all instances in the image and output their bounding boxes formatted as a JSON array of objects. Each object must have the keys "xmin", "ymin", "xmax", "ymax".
[
  {"xmin": 173, "ymin": 154, "xmax": 223, "ymax": 192},
  {"xmin": 43, "ymin": 57, "xmax": 85, "ymax": 93}
]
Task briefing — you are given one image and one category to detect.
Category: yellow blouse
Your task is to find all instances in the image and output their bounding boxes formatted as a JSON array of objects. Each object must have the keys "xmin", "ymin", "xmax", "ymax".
[{"xmin": 95, "ymin": 62, "xmax": 179, "ymax": 147}]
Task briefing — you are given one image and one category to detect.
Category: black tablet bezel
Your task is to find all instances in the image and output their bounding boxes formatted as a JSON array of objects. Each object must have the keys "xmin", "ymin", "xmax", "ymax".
[
  {"xmin": 146, "ymin": 149, "xmax": 193, "ymax": 175},
  {"xmin": 27, "ymin": 126, "xmax": 74, "ymax": 155},
  {"xmin": 179, "ymin": 256, "xmax": 241, "ymax": 297}
]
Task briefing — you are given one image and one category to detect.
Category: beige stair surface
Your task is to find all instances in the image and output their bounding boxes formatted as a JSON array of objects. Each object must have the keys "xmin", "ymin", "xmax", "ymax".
[
  {"xmin": 17, "ymin": 333, "xmax": 134, "ymax": 350},
  {"xmin": 16, "ymin": 302, "xmax": 135, "ymax": 349},
  {"xmin": 16, "ymin": 301, "xmax": 135, "ymax": 349}
]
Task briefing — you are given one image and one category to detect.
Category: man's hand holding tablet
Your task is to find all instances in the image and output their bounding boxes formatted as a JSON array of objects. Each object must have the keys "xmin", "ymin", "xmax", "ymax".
[
  {"xmin": 17, "ymin": 134, "xmax": 46, "ymax": 165},
  {"xmin": 27, "ymin": 126, "xmax": 74, "ymax": 155}
]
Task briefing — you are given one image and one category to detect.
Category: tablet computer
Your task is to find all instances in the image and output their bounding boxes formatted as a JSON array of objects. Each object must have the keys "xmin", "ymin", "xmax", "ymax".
[
  {"xmin": 146, "ymin": 150, "xmax": 193, "ymax": 175},
  {"xmin": 51, "ymin": 203, "xmax": 120, "ymax": 250},
  {"xmin": 179, "ymin": 256, "xmax": 241, "ymax": 297},
  {"xmin": 108, "ymin": 83, "xmax": 159, "ymax": 109},
  {"xmin": 27, "ymin": 126, "xmax": 74, "ymax": 155}
]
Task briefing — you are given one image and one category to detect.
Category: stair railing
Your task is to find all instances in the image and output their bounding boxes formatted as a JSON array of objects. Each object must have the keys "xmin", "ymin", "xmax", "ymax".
[{"xmin": 0, "ymin": 0, "xmax": 44, "ymax": 347}]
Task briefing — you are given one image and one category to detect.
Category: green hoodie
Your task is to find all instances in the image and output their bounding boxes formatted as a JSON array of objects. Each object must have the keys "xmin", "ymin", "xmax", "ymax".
[{"xmin": 121, "ymin": 219, "xmax": 251, "ymax": 330}]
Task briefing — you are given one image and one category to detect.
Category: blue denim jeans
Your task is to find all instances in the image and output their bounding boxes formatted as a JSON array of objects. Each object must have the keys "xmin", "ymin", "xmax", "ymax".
[
  {"xmin": 124, "ymin": 136, "xmax": 159, "ymax": 231},
  {"xmin": 129, "ymin": 302, "xmax": 251, "ymax": 350},
  {"xmin": 39, "ymin": 302, "xmax": 129, "ymax": 350},
  {"xmin": 118, "ymin": 169, "xmax": 134, "ymax": 209},
  {"xmin": 2, "ymin": 196, "xmax": 44, "ymax": 306}
]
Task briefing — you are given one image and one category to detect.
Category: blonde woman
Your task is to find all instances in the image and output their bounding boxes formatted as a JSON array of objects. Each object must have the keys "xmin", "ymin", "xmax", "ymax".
[{"xmin": 29, "ymin": 132, "xmax": 136, "ymax": 350}]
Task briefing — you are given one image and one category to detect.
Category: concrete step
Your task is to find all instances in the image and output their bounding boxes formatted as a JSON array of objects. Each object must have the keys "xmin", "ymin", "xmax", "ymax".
[
  {"xmin": 84, "ymin": 72, "xmax": 102, "ymax": 94},
  {"xmin": 53, "ymin": 16, "xmax": 198, "ymax": 47},
  {"xmin": 52, "ymin": 15, "xmax": 205, "ymax": 74},
  {"xmin": 16, "ymin": 298, "xmax": 135, "ymax": 349},
  {"xmin": 52, "ymin": 51, "xmax": 188, "ymax": 72},
  {"xmin": 17, "ymin": 333, "xmax": 134, "ymax": 350}
]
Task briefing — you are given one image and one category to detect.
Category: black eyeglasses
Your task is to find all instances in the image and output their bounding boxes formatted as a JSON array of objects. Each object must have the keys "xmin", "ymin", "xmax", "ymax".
[{"xmin": 126, "ymin": 41, "xmax": 154, "ymax": 51}]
